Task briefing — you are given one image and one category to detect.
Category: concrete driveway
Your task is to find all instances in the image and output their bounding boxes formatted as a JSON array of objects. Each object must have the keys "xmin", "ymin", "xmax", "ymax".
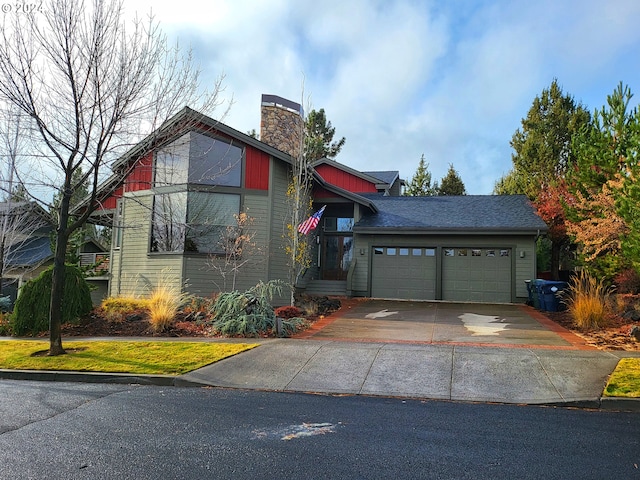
[{"xmin": 296, "ymin": 299, "xmax": 587, "ymax": 348}]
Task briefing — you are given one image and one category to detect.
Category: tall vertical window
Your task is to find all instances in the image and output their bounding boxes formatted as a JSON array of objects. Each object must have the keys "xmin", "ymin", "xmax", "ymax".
[{"xmin": 113, "ymin": 200, "xmax": 124, "ymax": 249}]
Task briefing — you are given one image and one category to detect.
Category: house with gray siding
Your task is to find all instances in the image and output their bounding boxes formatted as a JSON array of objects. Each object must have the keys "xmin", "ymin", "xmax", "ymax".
[{"xmin": 92, "ymin": 94, "xmax": 547, "ymax": 305}]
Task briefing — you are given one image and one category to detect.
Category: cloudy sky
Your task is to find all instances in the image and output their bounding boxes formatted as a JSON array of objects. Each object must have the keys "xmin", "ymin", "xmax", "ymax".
[{"xmin": 129, "ymin": 0, "xmax": 640, "ymax": 194}]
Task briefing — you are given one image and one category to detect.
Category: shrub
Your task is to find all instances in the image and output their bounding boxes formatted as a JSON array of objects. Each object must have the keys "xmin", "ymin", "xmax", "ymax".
[
  {"xmin": 210, "ymin": 280, "xmax": 283, "ymax": 337},
  {"xmin": 613, "ymin": 268, "xmax": 640, "ymax": 294},
  {"xmin": 11, "ymin": 265, "xmax": 93, "ymax": 336},
  {"xmin": 100, "ymin": 296, "xmax": 150, "ymax": 323},
  {"xmin": 181, "ymin": 296, "xmax": 215, "ymax": 322},
  {"xmin": 274, "ymin": 305, "xmax": 303, "ymax": 319},
  {"xmin": 147, "ymin": 283, "xmax": 187, "ymax": 333},
  {"xmin": 0, "ymin": 312, "xmax": 11, "ymax": 336},
  {"xmin": 562, "ymin": 270, "xmax": 612, "ymax": 330},
  {"xmin": 0, "ymin": 296, "xmax": 11, "ymax": 312}
]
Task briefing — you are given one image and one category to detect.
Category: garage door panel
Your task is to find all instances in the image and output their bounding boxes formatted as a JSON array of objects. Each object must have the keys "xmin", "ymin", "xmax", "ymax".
[
  {"xmin": 372, "ymin": 246, "xmax": 436, "ymax": 300},
  {"xmin": 443, "ymin": 247, "xmax": 511, "ymax": 303}
]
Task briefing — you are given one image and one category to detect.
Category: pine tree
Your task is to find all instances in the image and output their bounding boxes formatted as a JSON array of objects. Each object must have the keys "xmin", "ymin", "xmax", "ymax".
[
  {"xmin": 304, "ymin": 109, "xmax": 346, "ymax": 162},
  {"xmin": 404, "ymin": 154, "xmax": 437, "ymax": 196},
  {"xmin": 437, "ymin": 164, "xmax": 466, "ymax": 196}
]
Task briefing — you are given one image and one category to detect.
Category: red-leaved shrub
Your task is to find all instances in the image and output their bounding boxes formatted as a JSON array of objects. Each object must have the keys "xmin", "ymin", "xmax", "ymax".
[{"xmin": 614, "ymin": 268, "xmax": 640, "ymax": 294}]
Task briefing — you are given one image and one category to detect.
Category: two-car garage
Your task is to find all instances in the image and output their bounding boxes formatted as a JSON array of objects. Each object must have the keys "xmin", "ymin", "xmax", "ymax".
[
  {"xmin": 370, "ymin": 245, "xmax": 512, "ymax": 303},
  {"xmin": 351, "ymin": 194, "xmax": 547, "ymax": 304}
]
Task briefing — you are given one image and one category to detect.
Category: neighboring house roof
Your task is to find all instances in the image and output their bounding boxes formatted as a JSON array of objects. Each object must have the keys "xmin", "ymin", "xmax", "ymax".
[
  {"xmin": 6, "ymin": 235, "xmax": 53, "ymax": 268},
  {"xmin": 362, "ymin": 170, "xmax": 400, "ymax": 187},
  {"xmin": 354, "ymin": 195, "xmax": 548, "ymax": 234}
]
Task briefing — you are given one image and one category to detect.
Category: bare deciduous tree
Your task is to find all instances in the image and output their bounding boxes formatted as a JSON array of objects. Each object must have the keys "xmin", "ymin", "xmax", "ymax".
[
  {"xmin": 207, "ymin": 212, "xmax": 262, "ymax": 292},
  {"xmin": 0, "ymin": 0, "xmax": 226, "ymax": 355},
  {"xmin": 284, "ymin": 93, "xmax": 314, "ymax": 306}
]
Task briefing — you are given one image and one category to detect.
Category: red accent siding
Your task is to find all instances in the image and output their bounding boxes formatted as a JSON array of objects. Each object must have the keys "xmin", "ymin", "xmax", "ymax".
[
  {"xmin": 98, "ymin": 153, "xmax": 152, "ymax": 212},
  {"xmin": 313, "ymin": 186, "xmax": 341, "ymax": 198},
  {"xmin": 315, "ymin": 164, "xmax": 377, "ymax": 193},
  {"xmin": 125, "ymin": 152, "xmax": 153, "ymax": 192},
  {"xmin": 245, "ymin": 147, "xmax": 270, "ymax": 190},
  {"xmin": 100, "ymin": 185, "xmax": 122, "ymax": 211}
]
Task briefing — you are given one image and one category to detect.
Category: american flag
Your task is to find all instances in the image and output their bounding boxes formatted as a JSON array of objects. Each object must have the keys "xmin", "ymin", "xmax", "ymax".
[{"xmin": 298, "ymin": 205, "xmax": 326, "ymax": 235}]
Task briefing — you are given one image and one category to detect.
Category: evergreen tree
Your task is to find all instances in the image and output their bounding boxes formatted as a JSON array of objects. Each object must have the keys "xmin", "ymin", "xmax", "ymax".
[
  {"xmin": 567, "ymin": 83, "xmax": 640, "ymax": 278},
  {"xmin": 304, "ymin": 109, "xmax": 346, "ymax": 162},
  {"xmin": 437, "ymin": 164, "xmax": 466, "ymax": 196},
  {"xmin": 404, "ymin": 154, "xmax": 437, "ymax": 196},
  {"xmin": 495, "ymin": 80, "xmax": 590, "ymax": 279},
  {"xmin": 505, "ymin": 79, "xmax": 590, "ymax": 199}
]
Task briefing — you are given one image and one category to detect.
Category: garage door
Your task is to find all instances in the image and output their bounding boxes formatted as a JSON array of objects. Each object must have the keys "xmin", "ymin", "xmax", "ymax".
[
  {"xmin": 442, "ymin": 248, "xmax": 511, "ymax": 302},
  {"xmin": 371, "ymin": 247, "xmax": 436, "ymax": 300}
]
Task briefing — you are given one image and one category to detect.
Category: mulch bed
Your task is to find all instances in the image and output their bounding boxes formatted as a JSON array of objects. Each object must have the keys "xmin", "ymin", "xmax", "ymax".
[{"xmin": 544, "ymin": 310, "xmax": 640, "ymax": 351}]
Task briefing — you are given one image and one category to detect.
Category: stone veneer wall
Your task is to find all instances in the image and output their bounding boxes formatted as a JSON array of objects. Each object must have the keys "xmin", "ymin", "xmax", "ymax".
[{"xmin": 260, "ymin": 103, "xmax": 303, "ymax": 159}]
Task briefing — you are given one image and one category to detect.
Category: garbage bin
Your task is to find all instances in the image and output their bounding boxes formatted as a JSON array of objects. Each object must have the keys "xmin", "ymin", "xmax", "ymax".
[
  {"xmin": 525, "ymin": 280, "xmax": 535, "ymax": 307},
  {"xmin": 536, "ymin": 280, "xmax": 568, "ymax": 312}
]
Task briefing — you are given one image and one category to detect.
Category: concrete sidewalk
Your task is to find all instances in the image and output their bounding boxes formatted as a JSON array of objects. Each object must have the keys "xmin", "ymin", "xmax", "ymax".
[{"xmin": 177, "ymin": 338, "xmax": 639, "ymax": 409}]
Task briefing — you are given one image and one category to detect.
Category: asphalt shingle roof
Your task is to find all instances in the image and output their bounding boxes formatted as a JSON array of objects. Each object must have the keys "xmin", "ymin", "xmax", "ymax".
[
  {"xmin": 7, "ymin": 236, "xmax": 53, "ymax": 267},
  {"xmin": 355, "ymin": 195, "xmax": 548, "ymax": 232},
  {"xmin": 362, "ymin": 171, "xmax": 399, "ymax": 185}
]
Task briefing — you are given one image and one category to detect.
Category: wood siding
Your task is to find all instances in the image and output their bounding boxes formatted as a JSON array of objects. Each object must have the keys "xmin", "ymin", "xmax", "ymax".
[
  {"xmin": 183, "ymin": 193, "xmax": 270, "ymax": 296},
  {"xmin": 109, "ymin": 194, "xmax": 183, "ymax": 298},
  {"xmin": 315, "ymin": 164, "xmax": 378, "ymax": 193},
  {"xmin": 267, "ymin": 159, "xmax": 293, "ymax": 305},
  {"xmin": 245, "ymin": 147, "xmax": 270, "ymax": 190}
]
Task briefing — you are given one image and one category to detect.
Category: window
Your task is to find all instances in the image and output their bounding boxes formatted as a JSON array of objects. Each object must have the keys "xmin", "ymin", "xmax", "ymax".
[
  {"xmin": 324, "ymin": 217, "xmax": 354, "ymax": 232},
  {"xmin": 113, "ymin": 201, "xmax": 124, "ymax": 249},
  {"xmin": 425, "ymin": 248, "xmax": 436, "ymax": 256},
  {"xmin": 374, "ymin": 247, "xmax": 384, "ymax": 255},
  {"xmin": 387, "ymin": 248, "xmax": 396, "ymax": 255},
  {"xmin": 412, "ymin": 248, "xmax": 422, "ymax": 256},
  {"xmin": 189, "ymin": 132, "xmax": 242, "ymax": 186},
  {"xmin": 399, "ymin": 248, "xmax": 409, "ymax": 256},
  {"xmin": 151, "ymin": 192, "xmax": 188, "ymax": 252},
  {"xmin": 155, "ymin": 132, "xmax": 243, "ymax": 187},
  {"xmin": 150, "ymin": 192, "xmax": 240, "ymax": 254},
  {"xmin": 186, "ymin": 193, "xmax": 240, "ymax": 253}
]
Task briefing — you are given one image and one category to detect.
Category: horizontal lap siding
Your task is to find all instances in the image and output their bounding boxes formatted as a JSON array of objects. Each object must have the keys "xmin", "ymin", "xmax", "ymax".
[
  {"xmin": 268, "ymin": 161, "xmax": 292, "ymax": 305},
  {"xmin": 184, "ymin": 193, "xmax": 269, "ymax": 296},
  {"xmin": 111, "ymin": 194, "xmax": 183, "ymax": 297}
]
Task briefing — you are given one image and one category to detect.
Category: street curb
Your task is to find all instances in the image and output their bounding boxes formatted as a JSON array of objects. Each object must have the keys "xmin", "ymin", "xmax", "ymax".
[
  {"xmin": 0, "ymin": 369, "xmax": 179, "ymax": 386},
  {"xmin": 3, "ymin": 369, "xmax": 640, "ymax": 410},
  {"xmin": 599, "ymin": 396, "xmax": 640, "ymax": 412}
]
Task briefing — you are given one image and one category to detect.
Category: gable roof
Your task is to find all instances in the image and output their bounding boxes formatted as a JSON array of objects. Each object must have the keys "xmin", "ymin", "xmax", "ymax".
[
  {"xmin": 354, "ymin": 195, "xmax": 548, "ymax": 234},
  {"xmin": 362, "ymin": 170, "xmax": 400, "ymax": 187}
]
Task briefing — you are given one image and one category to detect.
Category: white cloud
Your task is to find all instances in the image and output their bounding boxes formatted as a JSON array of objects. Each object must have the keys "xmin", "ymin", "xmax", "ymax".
[{"xmin": 123, "ymin": 0, "xmax": 640, "ymax": 194}]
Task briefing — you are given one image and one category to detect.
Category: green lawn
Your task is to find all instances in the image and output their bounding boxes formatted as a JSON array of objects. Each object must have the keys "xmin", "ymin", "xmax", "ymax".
[
  {"xmin": 0, "ymin": 340, "xmax": 258, "ymax": 375},
  {"xmin": 604, "ymin": 358, "xmax": 640, "ymax": 398}
]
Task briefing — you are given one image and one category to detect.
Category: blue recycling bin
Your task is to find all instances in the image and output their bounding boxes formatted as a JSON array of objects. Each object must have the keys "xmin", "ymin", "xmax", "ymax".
[
  {"xmin": 524, "ymin": 280, "xmax": 538, "ymax": 308},
  {"xmin": 535, "ymin": 280, "xmax": 568, "ymax": 312}
]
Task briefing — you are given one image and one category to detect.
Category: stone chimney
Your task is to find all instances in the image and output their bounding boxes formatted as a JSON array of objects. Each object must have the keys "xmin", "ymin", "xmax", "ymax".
[{"xmin": 260, "ymin": 94, "xmax": 304, "ymax": 158}]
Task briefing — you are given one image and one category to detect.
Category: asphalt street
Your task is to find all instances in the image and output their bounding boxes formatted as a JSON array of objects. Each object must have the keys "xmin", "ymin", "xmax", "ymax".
[{"xmin": 1, "ymin": 380, "xmax": 639, "ymax": 480}]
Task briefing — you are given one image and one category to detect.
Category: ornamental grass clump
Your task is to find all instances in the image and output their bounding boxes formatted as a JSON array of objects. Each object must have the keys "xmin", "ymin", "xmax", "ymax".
[
  {"xmin": 562, "ymin": 270, "xmax": 612, "ymax": 330},
  {"xmin": 147, "ymin": 283, "xmax": 187, "ymax": 333}
]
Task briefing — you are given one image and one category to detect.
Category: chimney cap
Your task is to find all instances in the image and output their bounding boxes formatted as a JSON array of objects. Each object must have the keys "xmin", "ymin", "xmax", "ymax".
[{"xmin": 261, "ymin": 94, "xmax": 303, "ymax": 115}]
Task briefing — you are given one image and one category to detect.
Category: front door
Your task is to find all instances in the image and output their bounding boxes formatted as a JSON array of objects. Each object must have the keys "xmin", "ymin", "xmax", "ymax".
[{"xmin": 322, "ymin": 235, "xmax": 353, "ymax": 280}]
